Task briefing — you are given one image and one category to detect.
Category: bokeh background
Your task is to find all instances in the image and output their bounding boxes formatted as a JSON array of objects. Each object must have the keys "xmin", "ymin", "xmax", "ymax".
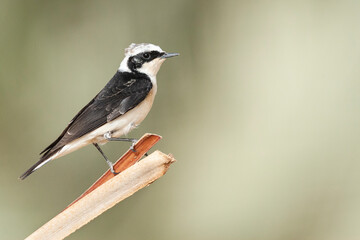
[{"xmin": 1, "ymin": 0, "xmax": 360, "ymax": 239}]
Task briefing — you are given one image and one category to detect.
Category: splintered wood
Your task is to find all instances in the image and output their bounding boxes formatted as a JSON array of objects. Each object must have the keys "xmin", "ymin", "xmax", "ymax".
[{"xmin": 25, "ymin": 134, "xmax": 175, "ymax": 240}]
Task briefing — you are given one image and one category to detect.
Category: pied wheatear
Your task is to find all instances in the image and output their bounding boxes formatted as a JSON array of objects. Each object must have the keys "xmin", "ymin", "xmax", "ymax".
[{"xmin": 20, "ymin": 43, "xmax": 178, "ymax": 180}]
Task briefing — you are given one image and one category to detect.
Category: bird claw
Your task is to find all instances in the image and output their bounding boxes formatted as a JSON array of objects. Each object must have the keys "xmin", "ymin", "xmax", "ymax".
[
  {"xmin": 108, "ymin": 161, "xmax": 120, "ymax": 175},
  {"xmin": 130, "ymin": 139, "xmax": 137, "ymax": 153}
]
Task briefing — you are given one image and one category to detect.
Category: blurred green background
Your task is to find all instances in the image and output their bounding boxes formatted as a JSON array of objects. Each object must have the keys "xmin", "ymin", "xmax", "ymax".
[{"xmin": 1, "ymin": 0, "xmax": 360, "ymax": 239}]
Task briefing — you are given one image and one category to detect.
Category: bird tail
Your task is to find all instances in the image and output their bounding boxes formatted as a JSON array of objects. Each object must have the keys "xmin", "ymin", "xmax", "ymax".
[{"xmin": 19, "ymin": 157, "xmax": 53, "ymax": 180}]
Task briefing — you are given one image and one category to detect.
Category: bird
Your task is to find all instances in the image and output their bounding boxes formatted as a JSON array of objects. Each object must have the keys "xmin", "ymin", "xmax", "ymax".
[{"xmin": 19, "ymin": 43, "xmax": 179, "ymax": 180}]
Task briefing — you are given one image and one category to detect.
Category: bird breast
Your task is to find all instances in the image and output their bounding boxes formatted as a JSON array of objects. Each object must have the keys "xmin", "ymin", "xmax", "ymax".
[{"xmin": 93, "ymin": 84, "xmax": 157, "ymax": 144}]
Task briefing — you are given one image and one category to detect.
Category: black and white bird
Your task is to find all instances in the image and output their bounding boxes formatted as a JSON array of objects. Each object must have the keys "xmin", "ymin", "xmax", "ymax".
[{"xmin": 19, "ymin": 43, "xmax": 178, "ymax": 180}]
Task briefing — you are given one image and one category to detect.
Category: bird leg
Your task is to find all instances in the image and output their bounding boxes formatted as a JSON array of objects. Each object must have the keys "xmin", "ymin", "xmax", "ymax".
[
  {"xmin": 104, "ymin": 132, "xmax": 138, "ymax": 152},
  {"xmin": 103, "ymin": 132, "xmax": 149, "ymax": 156},
  {"xmin": 93, "ymin": 143, "xmax": 119, "ymax": 175}
]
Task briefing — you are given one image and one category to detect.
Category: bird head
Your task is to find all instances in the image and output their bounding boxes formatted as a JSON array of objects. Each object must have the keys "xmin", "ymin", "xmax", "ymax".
[{"xmin": 119, "ymin": 43, "xmax": 179, "ymax": 77}]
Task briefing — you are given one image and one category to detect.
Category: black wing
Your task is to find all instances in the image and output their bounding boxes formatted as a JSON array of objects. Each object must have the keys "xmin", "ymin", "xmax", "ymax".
[{"xmin": 40, "ymin": 71, "xmax": 152, "ymax": 160}]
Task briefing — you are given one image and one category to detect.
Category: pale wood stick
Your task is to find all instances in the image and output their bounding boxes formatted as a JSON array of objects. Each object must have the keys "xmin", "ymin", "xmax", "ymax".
[{"xmin": 25, "ymin": 151, "xmax": 175, "ymax": 240}]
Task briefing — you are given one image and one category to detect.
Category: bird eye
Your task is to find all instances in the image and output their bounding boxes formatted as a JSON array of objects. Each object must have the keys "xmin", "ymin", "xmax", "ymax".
[{"xmin": 142, "ymin": 53, "xmax": 150, "ymax": 59}]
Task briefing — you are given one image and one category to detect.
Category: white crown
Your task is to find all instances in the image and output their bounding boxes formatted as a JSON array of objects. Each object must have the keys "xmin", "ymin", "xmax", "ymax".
[{"xmin": 125, "ymin": 43, "xmax": 163, "ymax": 56}]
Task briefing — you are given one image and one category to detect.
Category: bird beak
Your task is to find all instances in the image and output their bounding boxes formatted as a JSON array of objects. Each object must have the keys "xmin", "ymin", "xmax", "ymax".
[{"xmin": 161, "ymin": 52, "xmax": 180, "ymax": 59}]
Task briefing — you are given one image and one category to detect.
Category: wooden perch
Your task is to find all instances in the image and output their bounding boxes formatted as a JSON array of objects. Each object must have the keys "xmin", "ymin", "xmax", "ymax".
[{"xmin": 25, "ymin": 134, "xmax": 175, "ymax": 240}]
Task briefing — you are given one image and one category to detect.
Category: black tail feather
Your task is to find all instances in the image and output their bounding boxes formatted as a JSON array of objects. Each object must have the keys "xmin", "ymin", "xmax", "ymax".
[{"xmin": 19, "ymin": 157, "xmax": 49, "ymax": 180}]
